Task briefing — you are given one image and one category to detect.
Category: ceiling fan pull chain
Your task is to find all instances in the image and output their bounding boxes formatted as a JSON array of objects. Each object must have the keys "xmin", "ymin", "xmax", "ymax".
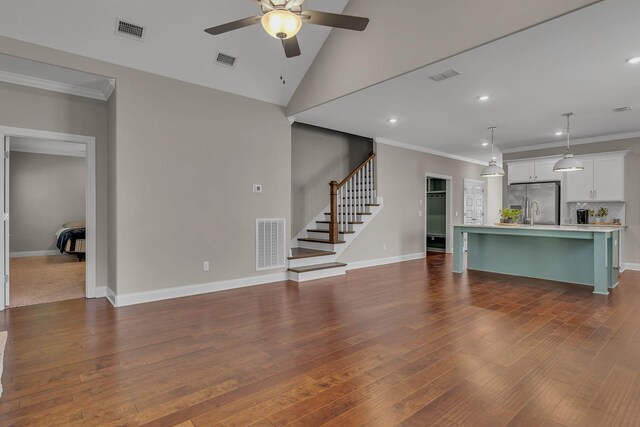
[{"xmin": 280, "ymin": 55, "xmax": 286, "ymax": 85}]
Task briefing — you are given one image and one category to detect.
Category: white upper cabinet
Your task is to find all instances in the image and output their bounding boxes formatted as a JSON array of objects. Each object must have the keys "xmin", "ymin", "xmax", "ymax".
[
  {"xmin": 565, "ymin": 159, "xmax": 594, "ymax": 202},
  {"xmin": 565, "ymin": 153, "xmax": 626, "ymax": 202},
  {"xmin": 593, "ymin": 157, "xmax": 624, "ymax": 201},
  {"xmin": 508, "ymin": 162, "xmax": 535, "ymax": 184},
  {"xmin": 507, "ymin": 159, "xmax": 563, "ymax": 184},
  {"xmin": 533, "ymin": 159, "xmax": 564, "ymax": 182}
]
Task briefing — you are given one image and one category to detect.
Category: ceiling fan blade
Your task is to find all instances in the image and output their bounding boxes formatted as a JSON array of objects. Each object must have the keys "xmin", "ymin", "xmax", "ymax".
[
  {"xmin": 282, "ymin": 36, "xmax": 301, "ymax": 58},
  {"xmin": 204, "ymin": 16, "xmax": 261, "ymax": 35},
  {"xmin": 301, "ymin": 10, "xmax": 369, "ymax": 31}
]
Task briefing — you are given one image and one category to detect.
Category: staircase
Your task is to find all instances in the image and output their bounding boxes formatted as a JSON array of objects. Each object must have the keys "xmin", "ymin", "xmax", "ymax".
[{"xmin": 288, "ymin": 153, "xmax": 383, "ymax": 282}]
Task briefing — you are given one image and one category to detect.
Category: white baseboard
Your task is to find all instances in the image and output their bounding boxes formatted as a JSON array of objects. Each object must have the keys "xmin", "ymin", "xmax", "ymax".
[
  {"xmin": 621, "ymin": 263, "xmax": 640, "ymax": 272},
  {"xmin": 106, "ymin": 287, "xmax": 117, "ymax": 307},
  {"xmin": 110, "ymin": 272, "xmax": 288, "ymax": 307},
  {"xmin": 10, "ymin": 250, "xmax": 61, "ymax": 258},
  {"xmin": 346, "ymin": 252, "xmax": 425, "ymax": 271}
]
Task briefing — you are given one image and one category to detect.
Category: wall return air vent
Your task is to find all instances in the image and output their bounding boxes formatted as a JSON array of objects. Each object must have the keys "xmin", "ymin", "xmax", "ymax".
[
  {"xmin": 429, "ymin": 69, "xmax": 461, "ymax": 82},
  {"xmin": 115, "ymin": 19, "xmax": 145, "ymax": 40},
  {"xmin": 256, "ymin": 219, "xmax": 286, "ymax": 271}
]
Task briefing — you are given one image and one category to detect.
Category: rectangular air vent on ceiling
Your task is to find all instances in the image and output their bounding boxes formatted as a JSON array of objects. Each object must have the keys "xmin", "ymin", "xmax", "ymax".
[
  {"xmin": 612, "ymin": 106, "xmax": 632, "ymax": 113},
  {"xmin": 216, "ymin": 52, "xmax": 237, "ymax": 68},
  {"xmin": 429, "ymin": 69, "xmax": 461, "ymax": 82},
  {"xmin": 115, "ymin": 19, "xmax": 145, "ymax": 40}
]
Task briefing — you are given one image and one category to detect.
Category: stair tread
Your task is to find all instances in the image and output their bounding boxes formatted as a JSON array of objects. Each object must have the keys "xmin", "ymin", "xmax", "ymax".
[
  {"xmin": 338, "ymin": 204, "xmax": 380, "ymax": 207},
  {"xmin": 288, "ymin": 247, "xmax": 336, "ymax": 260},
  {"xmin": 298, "ymin": 238, "xmax": 346, "ymax": 244},
  {"xmin": 288, "ymin": 262, "xmax": 348, "ymax": 273},
  {"xmin": 308, "ymin": 229, "xmax": 355, "ymax": 234},
  {"xmin": 316, "ymin": 220, "xmax": 364, "ymax": 225}
]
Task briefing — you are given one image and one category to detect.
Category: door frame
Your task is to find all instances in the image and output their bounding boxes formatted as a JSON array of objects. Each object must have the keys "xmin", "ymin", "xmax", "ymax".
[
  {"xmin": 424, "ymin": 173, "xmax": 453, "ymax": 254},
  {"xmin": 0, "ymin": 126, "xmax": 97, "ymax": 310}
]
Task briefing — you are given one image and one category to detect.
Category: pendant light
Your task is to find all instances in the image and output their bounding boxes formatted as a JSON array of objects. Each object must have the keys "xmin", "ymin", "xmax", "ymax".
[
  {"xmin": 480, "ymin": 127, "xmax": 505, "ymax": 177},
  {"xmin": 553, "ymin": 112, "xmax": 584, "ymax": 172}
]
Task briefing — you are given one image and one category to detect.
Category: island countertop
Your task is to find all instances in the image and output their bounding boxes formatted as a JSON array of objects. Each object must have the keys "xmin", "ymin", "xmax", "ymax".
[{"xmin": 456, "ymin": 224, "xmax": 624, "ymax": 233}]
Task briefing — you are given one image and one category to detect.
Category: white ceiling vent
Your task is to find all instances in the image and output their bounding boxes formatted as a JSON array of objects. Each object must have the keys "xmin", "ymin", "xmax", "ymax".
[
  {"xmin": 429, "ymin": 69, "xmax": 461, "ymax": 82},
  {"xmin": 256, "ymin": 219, "xmax": 286, "ymax": 271},
  {"xmin": 215, "ymin": 52, "xmax": 237, "ymax": 68},
  {"xmin": 115, "ymin": 19, "xmax": 145, "ymax": 40},
  {"xmin": 612, "ymin": 106, "xmax": 632, "ymax": 113}
]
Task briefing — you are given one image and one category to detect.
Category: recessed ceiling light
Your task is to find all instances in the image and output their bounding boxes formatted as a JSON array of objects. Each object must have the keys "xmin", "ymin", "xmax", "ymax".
[
  {"xmin": 388, "ymin": 118, "xmax": 398, "ymax": 124},
  {"xmin": 478, "ymin": 95, "xmax": 490, "ymax": 102},
  {"xmin": 481, "ymin": 142, "xmax": 489, "ymax": 147},
  {"xmin": 555, "ymin": 131, "xmax": 564, "ymax": 136},
  {"xmin": 627, "ymin": 57, "xmax": 640, "ymax": 64}
]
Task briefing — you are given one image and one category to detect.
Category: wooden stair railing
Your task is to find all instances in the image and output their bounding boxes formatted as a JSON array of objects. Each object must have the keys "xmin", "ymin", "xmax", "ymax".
[{"xmin": 329, "ymin": 153, "xmax": 376, "ymax": 243}]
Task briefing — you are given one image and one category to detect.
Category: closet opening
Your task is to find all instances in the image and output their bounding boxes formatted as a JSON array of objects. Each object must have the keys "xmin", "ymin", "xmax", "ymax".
[{"xmin": 425, "ymin": 174, "xmax": 452, "ymax": 255}]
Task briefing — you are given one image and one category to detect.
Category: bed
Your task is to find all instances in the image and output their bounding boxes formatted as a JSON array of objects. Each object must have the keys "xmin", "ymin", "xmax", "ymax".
[{"xmin": 55, "ymin": 221, "xmax": 86, "ymax": 262}]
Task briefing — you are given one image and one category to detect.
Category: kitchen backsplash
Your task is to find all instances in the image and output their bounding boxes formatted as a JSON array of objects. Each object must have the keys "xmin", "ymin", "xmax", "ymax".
[{"xmin": 567, "ymin": 202, "xmax": 626, "ymax": 225}]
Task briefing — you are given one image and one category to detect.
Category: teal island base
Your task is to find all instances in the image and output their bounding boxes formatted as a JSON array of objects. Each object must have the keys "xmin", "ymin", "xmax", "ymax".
[{"xmin": 453, "ymin": 225, "xmax": 620, "ymax": 295}]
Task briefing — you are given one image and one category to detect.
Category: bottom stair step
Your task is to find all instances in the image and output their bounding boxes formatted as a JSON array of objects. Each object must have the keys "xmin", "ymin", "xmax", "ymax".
[
  {"xmin": 288, "ymin": 262, "xmax": 347, "ymax": 274},
  {"xmin": 288, "ymin": 247, "xmax": 336, "ymax": 260},
  {"xmin": 288, "ymin": 262, "xmax": 348, "ymax": 282}
]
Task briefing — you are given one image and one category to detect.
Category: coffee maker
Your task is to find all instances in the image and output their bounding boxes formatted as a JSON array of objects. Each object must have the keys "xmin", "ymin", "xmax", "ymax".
[{"xmin": 577, "ymin": 209, "xmax": 589, "ymax": 224}]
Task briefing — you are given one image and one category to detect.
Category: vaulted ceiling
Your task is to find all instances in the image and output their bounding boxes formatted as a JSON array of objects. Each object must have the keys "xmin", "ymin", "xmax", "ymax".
[{"xmin": 0, "ymin": 0, "xmax": 349, "ymax": 106}]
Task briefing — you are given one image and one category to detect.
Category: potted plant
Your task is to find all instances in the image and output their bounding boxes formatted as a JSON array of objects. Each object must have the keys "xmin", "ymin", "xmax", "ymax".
[
  {"xmin": 499, "ymin": 209, "xmax": 522, "ymax": 224},
  {"xmin": 592, "ymin": 207, "xmax": 609, "ymax": 223}
]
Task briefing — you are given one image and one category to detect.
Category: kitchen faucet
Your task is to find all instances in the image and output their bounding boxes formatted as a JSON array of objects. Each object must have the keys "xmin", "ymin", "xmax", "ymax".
[{"xmin": 529, "ymin": 201, "xmax": 540, "ymax": 226}]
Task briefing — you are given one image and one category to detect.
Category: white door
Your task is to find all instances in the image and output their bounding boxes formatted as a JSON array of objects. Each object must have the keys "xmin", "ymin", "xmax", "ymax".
[
  {"xmin": 464, "ymin": 179, "xmax": 484, "ymax": 225},
  {"xmin": 565, "ymin": 158, "xmax": 594, "ymax": 202},
  {"xmin": 1, "ymin": 136, "xmax": 7, "ymax": 310}
]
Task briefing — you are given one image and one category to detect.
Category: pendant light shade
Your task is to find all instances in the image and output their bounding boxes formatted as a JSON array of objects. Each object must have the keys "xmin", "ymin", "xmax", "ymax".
[
  {"xmin": 481, "ymin": 127, "xmax": 505, "ymax": 178},
  {"xmin": 554, "ymin": 113, "xmax": 584, "ymax": 172}
]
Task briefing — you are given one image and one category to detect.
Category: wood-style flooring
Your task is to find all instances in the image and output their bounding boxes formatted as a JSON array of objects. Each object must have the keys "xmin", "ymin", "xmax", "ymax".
[{"xmin": 1, "ymin": 253, "xmax": 639, "ymax": 426}]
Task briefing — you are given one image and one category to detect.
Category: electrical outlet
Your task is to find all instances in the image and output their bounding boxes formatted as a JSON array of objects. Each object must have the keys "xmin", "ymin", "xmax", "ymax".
[
  {"xmin": 419, "ymin": 210, "xmax": 423, "ymax": 217},
  {"xmin": 383, "ymin": 243, "xmax": 387, "ymax": 250},
  {"xmin": 203, "ymin": 261, "xmax": 210, "ymax": 271},
  {"xmin": 252, "ymin": 184, "xmax": 263, "ymax": 193}
]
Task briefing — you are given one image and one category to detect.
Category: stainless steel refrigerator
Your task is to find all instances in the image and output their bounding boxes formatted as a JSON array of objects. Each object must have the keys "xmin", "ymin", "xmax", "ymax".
[{"xmin": 507, "ymin": 182, "xmax": 561, "ymax": 225}]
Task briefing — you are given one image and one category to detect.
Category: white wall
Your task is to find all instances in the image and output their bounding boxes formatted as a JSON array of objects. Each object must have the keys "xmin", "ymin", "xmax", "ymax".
[{"xmin": 287, "ymin": 0, "xmax": 601, "ymax": 114}]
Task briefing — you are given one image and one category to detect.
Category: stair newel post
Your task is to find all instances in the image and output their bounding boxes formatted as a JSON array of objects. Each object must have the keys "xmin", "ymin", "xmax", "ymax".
[{"xmin": 329, "ymin": 180, "xmax": 340, "ymax": 244}]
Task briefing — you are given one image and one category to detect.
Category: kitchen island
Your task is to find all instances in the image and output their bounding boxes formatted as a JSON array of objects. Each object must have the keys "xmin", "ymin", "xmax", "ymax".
[{"xmin": 453, "ymin": 224, "xmax": 621, "ymax": 295}]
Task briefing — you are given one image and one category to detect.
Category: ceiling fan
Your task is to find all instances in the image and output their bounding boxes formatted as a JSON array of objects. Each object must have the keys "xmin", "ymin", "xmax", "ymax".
[{"xmin": 204, "ymin": 0, "xmax": 369, "ymax": 58}]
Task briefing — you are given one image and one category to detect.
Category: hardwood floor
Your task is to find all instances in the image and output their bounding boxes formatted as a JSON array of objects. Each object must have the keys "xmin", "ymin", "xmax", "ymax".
[{"xmin": 1, "ymin": 253, "xmax": 639, "ymax": 426}]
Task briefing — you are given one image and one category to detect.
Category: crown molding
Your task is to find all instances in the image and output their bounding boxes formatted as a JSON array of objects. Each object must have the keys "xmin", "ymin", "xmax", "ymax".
[
  {"xmin": 501, "ymin": 131, "xmax": 640, "ymax": 154},
  {"xmin": 374, "ymin": 137, "xmax": 490, "ymax": 166},
  {"xmin": 0, "ymin": 70, "xmax": 115, "ymax": 101}
]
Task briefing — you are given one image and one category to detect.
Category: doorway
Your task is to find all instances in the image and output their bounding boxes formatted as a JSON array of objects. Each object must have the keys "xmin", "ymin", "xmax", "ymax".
[
  {"xmin": 0, "ymin": 127, "xmax": 97, "ymax": 310},
  {"xmin": 425, "ymin": 173, "xmax": 453, "ymax": 254}
]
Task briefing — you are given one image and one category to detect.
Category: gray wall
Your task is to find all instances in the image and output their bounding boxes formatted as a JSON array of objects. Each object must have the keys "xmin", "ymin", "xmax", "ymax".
[
  {"xmin": 341, "ymin": 143, "xmax": 490, "ymax": 262},
  {"xmin": 0, "ymin": 80, "xmax": 109, "ymax": 287},
  {"xmin": 287, "ymin": 0, "xmax": 600, "ymax": 115},
  {"xmin": 9, "ymin": 151, "xmax": 85, "ymax": 252},
  {"xmin": 291, "ymin": 123, "xmax": 371, "ymax": 234},
  {"xmin": 0, "ymin": 35, "xmax": 292, "ymax": 296},
  {"xmin": 503, "ymin": 137, "xmax": 640, "ymax": 265}
]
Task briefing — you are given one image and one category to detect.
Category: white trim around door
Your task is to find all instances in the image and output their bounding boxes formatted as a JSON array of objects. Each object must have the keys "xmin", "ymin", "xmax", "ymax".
[{"xmin": 0, "ymin": 126, "xmax": 98, "ymax": 310}]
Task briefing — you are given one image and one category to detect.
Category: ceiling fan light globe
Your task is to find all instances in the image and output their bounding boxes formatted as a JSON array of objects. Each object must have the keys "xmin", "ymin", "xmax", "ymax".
[{"xmin": 261, "ymin": 10, "xmax": 302, "ymax": 39}]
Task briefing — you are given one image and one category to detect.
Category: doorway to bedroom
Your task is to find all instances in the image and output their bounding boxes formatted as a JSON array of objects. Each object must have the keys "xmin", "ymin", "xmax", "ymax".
[{"xmin": 6, "ymin": 136, "xmax": 87, "ymax": 307}]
